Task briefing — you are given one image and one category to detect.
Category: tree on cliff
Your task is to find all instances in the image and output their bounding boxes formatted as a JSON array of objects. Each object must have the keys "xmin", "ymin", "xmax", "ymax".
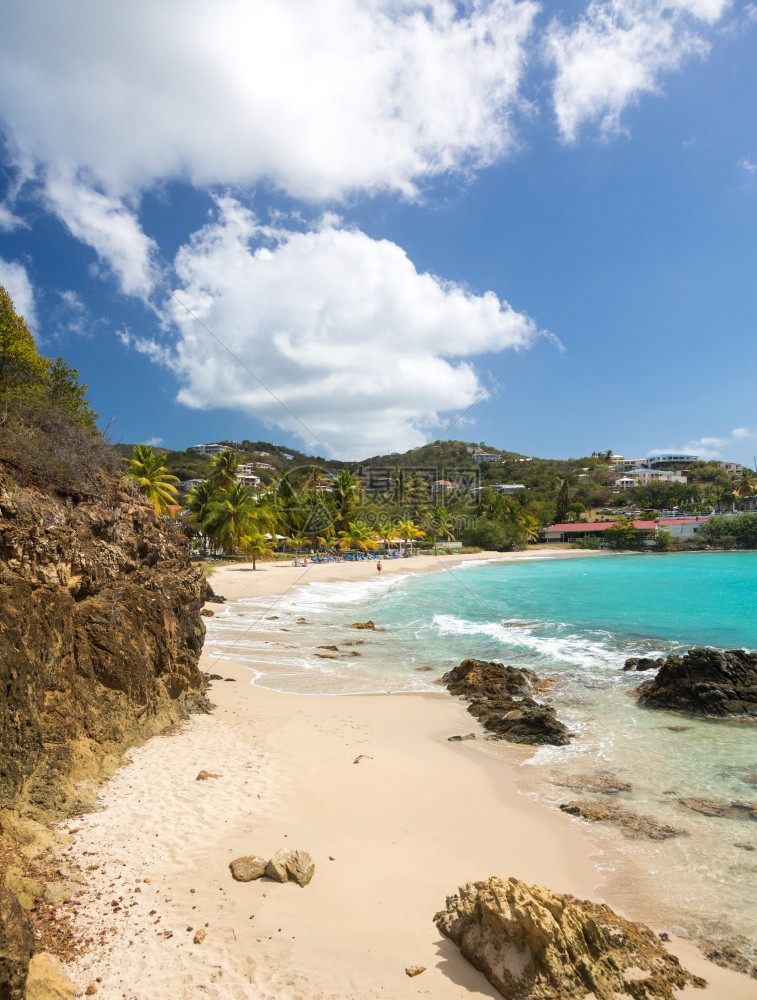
[
  {"xmin": 124, "ymin": 444, "xmax": 180, "ymax": 515},
  {"xmin": 0, "ymin": 286, "xmax": 48, "ymax": 396},
  {"xmin": 1, "ymin": 285, "xmax": 106, "ymax": 487}
]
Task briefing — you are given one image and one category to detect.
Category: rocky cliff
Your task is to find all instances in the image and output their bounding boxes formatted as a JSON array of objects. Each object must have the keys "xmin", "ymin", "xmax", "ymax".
[
  {"xmin": 0, "ymin": 464, "xmax": 210, "ymax": 997},
  {"xmin": 0, "ymin": 467, "xmax": 209, "ymax": 820}
]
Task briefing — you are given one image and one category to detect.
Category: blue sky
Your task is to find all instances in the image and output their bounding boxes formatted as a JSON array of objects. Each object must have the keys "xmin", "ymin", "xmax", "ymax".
[{"xmin": 1, "ymin": 0, "xmax": 756, "ymax": 464}]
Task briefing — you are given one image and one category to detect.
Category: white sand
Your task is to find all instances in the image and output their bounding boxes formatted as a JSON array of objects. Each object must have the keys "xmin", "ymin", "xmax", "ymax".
[{"xmin": 58, "ymin": 551, "xmax": 757, "ymax": 999}]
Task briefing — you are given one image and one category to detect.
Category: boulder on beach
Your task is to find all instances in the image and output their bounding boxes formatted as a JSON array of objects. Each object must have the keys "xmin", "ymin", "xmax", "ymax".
[
  {"xmin": 229, "ymin": 856, "xmax": 267, "ymax": 882},
  {"xmin": 435, "ymin": 876, "xmax": 707, "ymax": 1000},
  {"xmin": 440, "ymin": 659, "xmax": 572, "ymax": 746},
  {"xmin": 265, "ymin": 848, "xmax": 315, "ymax": 886},
  {"xmin": 636, "ymin": 648, "xmax": 757, "ymax": 717}
]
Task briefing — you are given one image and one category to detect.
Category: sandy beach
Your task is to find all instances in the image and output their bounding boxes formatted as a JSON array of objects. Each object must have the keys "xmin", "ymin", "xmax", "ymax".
[{"xmin": 57, "ymin": 550, "xmax": 757, "ymax": 999}]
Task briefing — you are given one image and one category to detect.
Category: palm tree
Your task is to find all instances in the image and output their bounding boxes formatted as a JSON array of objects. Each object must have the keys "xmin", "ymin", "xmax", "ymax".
[
  {"xmin": 181, "ymin": 478, "xmax": 224, "ymax": 552},
  {"xmin": 333, "ymin": 468, "xmax": 361, "ymax": 532},
  {"xmin": 395, "ymin": 518, "xmax": 425, "ymax": 556},
  {"xmin": 518, "ymin": 513, "xmax": 541, "ymax": 544},
  {"xmin": 123, "ymin": 444, "xmax": 179, "ymax": 516},
  {"xmin": 422, "ymin": 506, "xmax": 455, "ymax": 555},
  {"xmin": 374, "ymin": 518, "xmax": 397, "ymax": 557},
  {"xmin": 204, "ymin": 481, "xmax": 260, "ymax": 553},
  {"xmin": 338, "ymin": 520, "xmax": 379, "ymax": 555},
  {"xmin": 733, "ymin": 468, "xmax": 757, "ymax": 498},
  {"xmin": 210, "ymin": 448, "xmax": 242, "ymax": 491},
  {"xmin": 242, "ymin": 530, "xmax": 275, "ymax": 570}
]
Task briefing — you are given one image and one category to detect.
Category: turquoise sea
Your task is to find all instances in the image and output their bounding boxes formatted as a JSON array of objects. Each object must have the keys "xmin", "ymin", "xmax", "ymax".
[{"xmin": 206, "ymin": 551, "xmax": 757, "ymax": 959}]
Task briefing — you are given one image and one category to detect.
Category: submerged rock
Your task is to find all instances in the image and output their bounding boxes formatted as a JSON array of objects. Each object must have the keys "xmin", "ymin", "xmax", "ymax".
[
  {"xmin": 704, "ymin": 934, "xmax": 757, "ymax": 980},
  {"xmin": 554, "ymin": 771, "xmax": 632, "ymax": 795},
  {"xmin": 559, "ymin": 800, "xmax": 684, "ymax": 839},
  {"xmin": 351, "ymin": 620, "xmax": 377, "ymax": 630},
  {"xmin": 623, "ymin": 656, "xmax": 664, "ymax": 671},
  {"xmin": 636, "ymin": 648, "xmax": 757, "ymax": 717},
  {"xmin": 678, "ymin": 798, "xmax": 757, "ymax": 821},
  {"xmin": 440, "ymin": 659, "xmax": 571, "ymax": 746},
  {"xmin": 435, "ymin": 876, "xmax": 706, "ymax": 999}
]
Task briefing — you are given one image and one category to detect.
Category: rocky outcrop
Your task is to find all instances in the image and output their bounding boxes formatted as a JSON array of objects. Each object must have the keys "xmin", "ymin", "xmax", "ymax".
[
  {"xmin": 435, "ymin": 876, "xmax": 706, "ymax": 999},
  {"xmin": 554, "ymin": 771, "xmax": 632, "ymax": 795},
  {"xmin": 0, "ymin": 886, "xmax": 34, "ymax": 1000},
  {"xmin": 559, "ymin": 801, "xmax": 684, "ymax": 840},
  {"xmin": 623, "ymin": 656, "xmax": 664, "ymax": 671},
  {"xmin": 440, "ymin": 659, "xmax": 571, "ymax": 746},
  {"xmin": 678, "ymin": 798, "xmax": 757, "ymax": 821},
  {"xmin": 0, "ymin": 466, "xmax": 209, "ymax": 997},
  {"xmin": 0, "ymin": 469, "xmax": 209, "ymax": 819},
  {"xmin": 636, "ymin": 648, "xmax": 757, "ymax": 717}
]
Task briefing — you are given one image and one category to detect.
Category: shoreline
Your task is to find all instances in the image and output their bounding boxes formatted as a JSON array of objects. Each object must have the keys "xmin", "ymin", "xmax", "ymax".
[{"xmin": 57, "ymin": 549, "xmax": 756, "ymax": 998}]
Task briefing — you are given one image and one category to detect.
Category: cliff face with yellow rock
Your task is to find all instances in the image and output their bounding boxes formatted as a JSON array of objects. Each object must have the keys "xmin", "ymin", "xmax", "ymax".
[{"xmin": 0, "ymin": 469, "xmax": 208, "ymax": 821}]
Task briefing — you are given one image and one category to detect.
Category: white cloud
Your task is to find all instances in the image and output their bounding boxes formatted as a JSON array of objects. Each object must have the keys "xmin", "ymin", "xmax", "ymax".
[
  {"xmin": 44, "ymin": 174, "xmax": 158, "ymax": 298},
  {"xmin": 0, "ymin": 258, "xmax": 38, "ymax": 332},
  {"xmin": 649, "ymin": 427, "xmax": 756, "ymax": 460},
  {"xmin": 0, "ymin": 0, "xmax": 537, "ymax": 203},
  {"xmin": 0, "ymin": 203, "xmax": 26, "ymax": 232},
  {"xmin": 738, "ymin": 157, "xmax": 757, "ymax": 174},
  {"xmin": 147, "ymin": 197, "xmax": 537, "ymax": 458},
  {"xmin": 547, "ymin": 0, "xmax": 730, "ymax": 141}
]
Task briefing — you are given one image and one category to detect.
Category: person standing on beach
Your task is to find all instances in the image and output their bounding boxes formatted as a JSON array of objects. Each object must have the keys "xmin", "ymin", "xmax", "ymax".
[{"xmin": 377, "ymin": 560, "xmax": 382, "ymax": 574}]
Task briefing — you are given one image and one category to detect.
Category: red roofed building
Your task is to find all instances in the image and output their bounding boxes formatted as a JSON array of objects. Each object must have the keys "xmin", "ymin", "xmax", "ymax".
[{"xmin": 541, "ymin": 517, "xmax": 710, "ymax": 544}]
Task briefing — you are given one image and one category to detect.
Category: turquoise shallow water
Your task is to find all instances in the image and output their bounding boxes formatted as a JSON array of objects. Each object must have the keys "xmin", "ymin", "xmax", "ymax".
[{"xmin": 206, "ymin": 551, "xmax": 757, "ymax": 955}]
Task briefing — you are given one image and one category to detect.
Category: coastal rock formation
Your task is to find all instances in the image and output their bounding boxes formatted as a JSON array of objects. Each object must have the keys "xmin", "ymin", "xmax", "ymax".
[
  {"xmin": 0, "ymin": 886, "xmax": 34, "ymax": 1000},
  {"xmin": 623, "ymin": 656, "xmax": 664, "ymax": 671},
  {"xmin": 0, "ymin": 471, "xmax": 209, "ymax": 819},
  {"xmin": 678, "ymin": 798, "xmax": 757, "ymax": 821},
  {"xmin": 636, "ymin": 648, "xmax": 757, "ymax": 717},
  {"xmin": 441, "ymin": 659, "xmax": 571, "ymax": 746},
  {"xmin": 559, "ymin": 800, "xmax": 684, "ymax": 840},
  {"xmin": 434, "ymin": 876, "xmax": 706, "ymax": 999},
  {"xmin": 554, "ymin": 771, "xmax": 632, "ymax": 795},
  {"xmin": 0, "ymin": 466, "xmax": 209, "ymax": 996}
]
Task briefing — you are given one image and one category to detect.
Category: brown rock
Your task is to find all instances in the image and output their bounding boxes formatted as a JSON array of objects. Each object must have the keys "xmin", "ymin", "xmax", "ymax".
[
  {"xmin": 0, "ymin": 469, "xmax": 209, "ymax": 824},
  {"xmin": 193, "ymin": 929, "xmax": 206, "ymax": 945},
  {"xmin": 559, "ymin": 800, "xmax": 684, "ymax": 839},
  {"xmin": 285, "ymin": 850, "xmax": 315, "ymax": 887},
  {"xmin": 435, "ymin": 876, "xmax": 706, "ymax": 999},
  {"xmin": 555, "ymin": 770, "xmax": 632, "ymax": 795},
  {"xmin": 351, "ymin": 621, "xmax": 377, "ymax": 630},
  {"xmin": 405, "ymin": 966, "xmax": 426, "ymax": 977},
  {"xmin": 229, "ymin": 856, "xmax": 268, "ymax": 882},
  {"xmin": 196, "ymin": 770, "xmax": 221, "ymax": 781},
  {"xmin": 441, "ymin": 658, "xmax": 572, "ymax": 746},
  {"xmin": 0, "ymin": 886, "xmax": 34, "ymax": 1000},
  {"xmin": 318, "ymin": 645, "xmax": 339, "ymax": 651},
  {"xmin": 678, "ymin": 797, "xmax": 757, "ymax": 821},
  {"xmin": 24, "ymin": 951, "xmax": 77, "ymax": 1000},
  {"xmin": 85, "ymin": 984, "xmax": 98, "ymax": 995},
  {"xmin": 265, "ymin": 849, "xmax": 291, "ymax": 883}
]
